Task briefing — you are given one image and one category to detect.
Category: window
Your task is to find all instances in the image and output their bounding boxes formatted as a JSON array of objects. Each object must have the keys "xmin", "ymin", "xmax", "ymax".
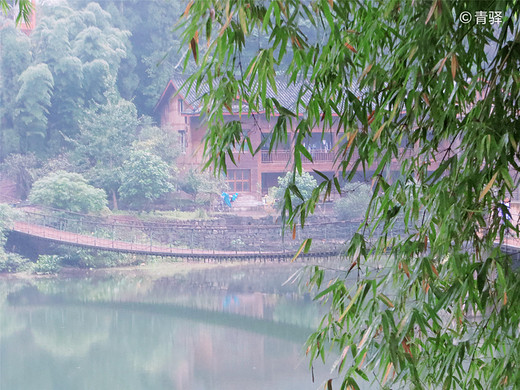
[
  {"xmin": 227, "ymin": 169, "xmax": 251, "ymax": 192},
  {"xmin": 178, "ymin": 99, "xmax": 184, "ymax": 113},
  {"xmin": 178, "ymin": 130, "xmax": 186, "ymax": 153}
]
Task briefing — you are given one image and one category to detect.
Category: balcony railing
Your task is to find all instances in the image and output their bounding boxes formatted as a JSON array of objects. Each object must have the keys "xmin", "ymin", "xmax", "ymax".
[
  {"xmin": 259, "ymin": 147, "xmax": 418, "ymax": 165},
  {"xmin": 261, "ymin": 149, "xmax": 334, "ymax": 163}
]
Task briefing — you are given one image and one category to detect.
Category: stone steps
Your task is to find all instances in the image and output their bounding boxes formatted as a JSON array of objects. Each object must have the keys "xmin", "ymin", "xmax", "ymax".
[{"xmin": 231, "ymin": 194, "xmax": 263, "ymax": 210}]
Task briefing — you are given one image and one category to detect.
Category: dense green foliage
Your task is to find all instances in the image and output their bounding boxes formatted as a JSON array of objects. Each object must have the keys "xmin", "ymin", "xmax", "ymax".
[
  {"xmin": 14, "ymin": 63, "xmax": 54, "ymax": 153},
  {"xmin": 1, "ymin": 2, "xmax": 132, "ymax": 157},
  {"xmin": 29, "ymin": 171, "xmax": 108, "ymax": 214},
  {"xmin": 0, "ymin": 0, "xmax": 209, "ymax": 212},
  {"xmin": 119, "ymin": 150, "xmax": 173, "ymax": 210},
  {"xmin": 133, "ymin": 123, "xmax": 182, "ymax": 168},
  {"xmin": 57, "ymin": 246, "xmax": 132, "ymax": 268},
  {"xmin": 0, "ymin": 204, "xmax": 30, "ymax": 272},
  {"xmin": 0, "ymin": 0, "xmax": 189, "ymax": 156},
  {"xmin": 72, "ymin": 98, "xmax": 139, "ymax": 207},
  {"xmin": 0, "ymin": 24, "xmax": 31, "ymax": 158},
  {"xmin": 181, "ymin": 0, "xmax": 520, "ymax": 389},
  {"xmin": 33, "ymin": 255, "xmax": 61, "ymax": 274},
  {"xmin": 270, "ymin": 171, "xmax": 318, "ymax": 209}
]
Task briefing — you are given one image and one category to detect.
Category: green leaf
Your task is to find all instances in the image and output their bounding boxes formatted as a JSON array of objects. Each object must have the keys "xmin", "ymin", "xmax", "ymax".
[{"xmin": 314, "ymin": 280, "xmax": 343, "ymax": 301}]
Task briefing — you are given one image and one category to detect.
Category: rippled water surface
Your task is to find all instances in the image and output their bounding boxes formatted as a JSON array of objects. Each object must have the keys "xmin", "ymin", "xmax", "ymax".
[{"xmin": 0, "ymin": 263, "xmax": 331, "ymax": 390}]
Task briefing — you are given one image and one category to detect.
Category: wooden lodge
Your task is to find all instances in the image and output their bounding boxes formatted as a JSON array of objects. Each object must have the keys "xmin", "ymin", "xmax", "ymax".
[{"xmin": 154, "ymin": 75, "xmax": 373, "ymax": 200}]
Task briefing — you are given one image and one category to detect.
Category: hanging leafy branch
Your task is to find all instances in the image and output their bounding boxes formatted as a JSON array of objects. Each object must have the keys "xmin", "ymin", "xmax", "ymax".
[
  {"xmin": 181, "ymin": 0, "xmax": 520, "ymax": 388},
  {"xmin": 0, "ymin": 0, "xmax": 32, "ymax": 26}
]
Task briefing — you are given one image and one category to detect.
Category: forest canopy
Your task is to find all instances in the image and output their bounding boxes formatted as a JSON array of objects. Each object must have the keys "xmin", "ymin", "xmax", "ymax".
[{"xmin": 0, "ymin": 0, "xmax": 189, "ymax": 159}]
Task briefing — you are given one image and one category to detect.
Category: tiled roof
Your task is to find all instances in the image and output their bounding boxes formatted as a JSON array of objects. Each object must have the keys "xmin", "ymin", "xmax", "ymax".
[{"xmin": 162, "ymin": 73, "xmax": 363, "ymax": 116}]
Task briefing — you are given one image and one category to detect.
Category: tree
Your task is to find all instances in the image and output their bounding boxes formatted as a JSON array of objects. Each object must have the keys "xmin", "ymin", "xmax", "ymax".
[
  {"xmin": 119, "ymin": 149, "xmax": 173, "ymax": 210},
  {"xmin": 72, "ymin": 97, "xmax": 139, "ymax": 209},
  {"xmin": 14, "ymin": 64, "xmax": 54, "ymax": 153},
  {"xmin": 28, "ymin": 170, "xmax": 108, "ymax": 214},
  {"xmin": 133, "ymin": 121, "xmax": 182, "ymax": 167},
  {"xmin": 36, "ymin": 2, "xmax": 130, "ymax": 151},
  {"xmin": 85, "ymin": 0, "xmax": 188, "ymax": 115},
  {"xmin": 333, "ymin": 182, "xmax": 372, "ymax": 221},
  {"xmin": 0, "ymin": 24, "xmax": 32, "ymax": 160},
  {"xmin": 270, "ymin": 171, "xmax": 317, "ymax": 209},
  {"xmin": 178, "ymin": 168, "xmax": 227, "ymax": 206},
  {"xmin": 0, "ymin": 153, "xmax": 39, "ymax": 200},
  {"xmin": 181, "ymin": 1, "xmax": 520, "ymax": 389}
]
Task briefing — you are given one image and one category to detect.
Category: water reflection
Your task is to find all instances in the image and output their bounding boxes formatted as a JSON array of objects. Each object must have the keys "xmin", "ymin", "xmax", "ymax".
[{"xmin": 0, "ymin": 264, "xmax": 328, "ymax": 390}]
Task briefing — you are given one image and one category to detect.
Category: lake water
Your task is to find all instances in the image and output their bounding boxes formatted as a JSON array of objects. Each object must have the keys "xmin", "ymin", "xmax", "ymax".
[{"xmin": 0, "ymin": 263, "xmax": 331, "ymax": 390}]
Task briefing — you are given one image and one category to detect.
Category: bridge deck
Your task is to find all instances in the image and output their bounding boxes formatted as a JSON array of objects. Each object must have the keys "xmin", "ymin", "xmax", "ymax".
[{"xmin": 12, "ymin": 221, "xmax": 336, "ymax": 259}]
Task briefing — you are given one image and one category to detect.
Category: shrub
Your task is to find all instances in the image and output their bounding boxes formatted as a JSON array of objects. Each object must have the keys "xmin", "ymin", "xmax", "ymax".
[
  {"xmin": 270, "ymin": 171, "xmax": 318, "ymax": 208},
  {"xmin": 33, "ymin": 255, "xmax": 61, "ymax": 274},
  {"xmin": 333, "ymin": 182, "xmax": 372, "ymax": 221},
  {"xmin": 28, "ymin": 171, "xmax": 108, "ymax": 213},
  {"xmin": 0, "ymin": 204, "xmax": 30, "ymax": 273},
  {"xmin": 230, "ymin": 238, "xmax": 245, "ymax": 250},
  {"xmin": 0, "ymin": 252, "xmax": 31, "ymax": 273},
  {"xmin": 57, "ymin": 247, "xmax": 133, "ymax": 268}
]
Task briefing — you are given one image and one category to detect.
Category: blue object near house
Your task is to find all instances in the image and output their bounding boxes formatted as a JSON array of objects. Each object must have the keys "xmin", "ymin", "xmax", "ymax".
[
  {"xmin": 222, "ymin": 192, "xmax": 232, "ymax": 207},
  {"xmin": 222, "ymin": 192, "xmax": 238, "ymax": 208}
]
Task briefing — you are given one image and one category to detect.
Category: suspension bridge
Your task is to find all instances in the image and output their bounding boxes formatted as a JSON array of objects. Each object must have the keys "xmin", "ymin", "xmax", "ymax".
[
  {"xmin": 9, "ymin": 206, "xmax": 351, "ymax": 260},
  {"xmin": 8, "ymin": 204, "xmax": 520, "ymax": 263}
]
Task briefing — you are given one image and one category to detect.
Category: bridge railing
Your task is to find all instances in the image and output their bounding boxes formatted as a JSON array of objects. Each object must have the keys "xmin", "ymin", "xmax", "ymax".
[{"xmin": 15, "ymin": 206, "xmax": 406, "ymax": 255}]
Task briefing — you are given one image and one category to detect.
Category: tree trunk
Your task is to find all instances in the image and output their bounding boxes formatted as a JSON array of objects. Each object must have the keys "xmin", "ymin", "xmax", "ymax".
[{"xmin": 112, "ymin": 189, "xmax": 118, "ymax": 210}]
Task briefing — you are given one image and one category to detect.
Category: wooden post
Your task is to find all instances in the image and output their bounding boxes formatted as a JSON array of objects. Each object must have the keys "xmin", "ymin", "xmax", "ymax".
[{"xmin": 282, "ymin": 228, "xmax": 285, "ymax": 254}]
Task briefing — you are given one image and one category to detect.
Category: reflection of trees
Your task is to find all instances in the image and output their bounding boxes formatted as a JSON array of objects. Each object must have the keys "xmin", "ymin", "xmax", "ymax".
[
  {"xmin": 106, "ymin": 310, "xmax": 181, "ymax": 374},
  {"xmin": 30, "ymin": 307, "xmax": 111, "ymax": 358},
  {"xmin": 273, "ymin": 296, "xmax": 322, "ymax": 328},
  {"xmin": 144, "ymin": 264, "xmax": 319, "ymax": 324},
  {"xmin": 150, "ymin": 264, "xmax": 303, "ymax": 298},
  {"xmin": 0, "ymin": 281, "xmax": 30, "ymax": 340},
  {"xmin": 0, "ymin": 265, "xmax": 325, "ymax": 389},
  {"xmin": 30, "ymin": 274, "xmax": 156, "ymax": 302},
  {"xmin": 0, "ymin": 307, "xmax": 27, "ymax": 340}
]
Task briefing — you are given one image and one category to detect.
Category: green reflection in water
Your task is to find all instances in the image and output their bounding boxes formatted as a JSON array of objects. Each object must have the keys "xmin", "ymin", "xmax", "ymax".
[
  {"xmin": 30, "ymin": 306, "xmax": 111, "ymax": 358},
  {"xmin": 0, "ymin": 264, "xmax": 325, "ymax": 390}
]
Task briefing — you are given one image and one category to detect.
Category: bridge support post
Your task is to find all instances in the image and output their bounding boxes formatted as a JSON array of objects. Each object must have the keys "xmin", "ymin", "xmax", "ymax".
[{"xmin": 282, "ymin": 228, "xmax": 285, "ymax": 254}]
